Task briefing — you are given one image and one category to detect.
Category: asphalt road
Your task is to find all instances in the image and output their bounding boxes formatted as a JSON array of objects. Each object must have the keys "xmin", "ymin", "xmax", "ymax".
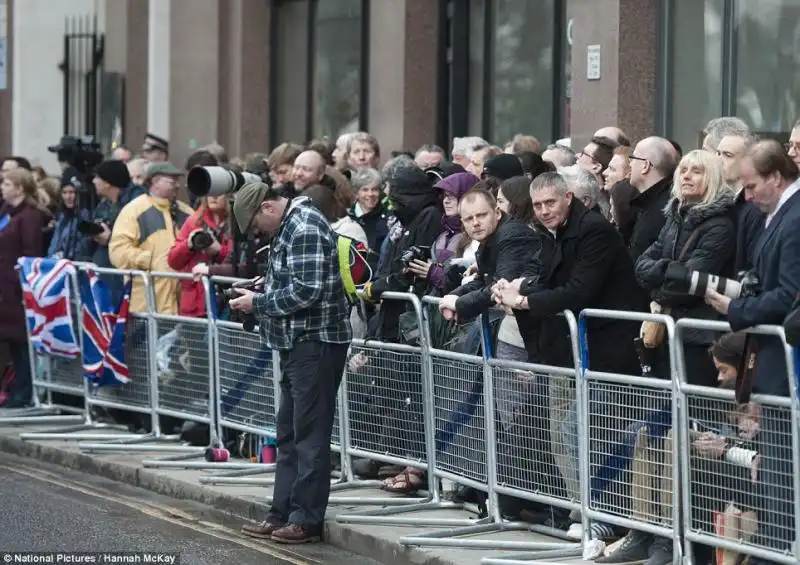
[{"xmin": 0, "ymin": 453, "xmax": 384, "ymax": 565}]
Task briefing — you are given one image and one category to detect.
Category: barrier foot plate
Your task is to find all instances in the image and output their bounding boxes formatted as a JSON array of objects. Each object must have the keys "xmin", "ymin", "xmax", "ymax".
[
  {"xmin": 400, "ymin": 522, "xmax": 582, "ymax": 551},
  {"xmin": 336, "ymin": 500, "xmax": 480, "ymax": 527},
  {"xmin": 0, "ymin": 412, "xmax": 84, "ymax": 426},
  {"xmin": 143, "ymin": 451, "xmax": 260, "ymax": 470},
  {"xmin": 480, "ymin": 547, "xmax": 585, "ymax": 565},
  {"xmin": 20, "ymin": 422, "xmax": 136, "ymax": 441},
  {"xmin": 198, "ymin": 465, "xmax": 277, "ymax": 482},
  {"xmin": 78, "ymin": 433, "xmax": 194, "ymax": 453}
]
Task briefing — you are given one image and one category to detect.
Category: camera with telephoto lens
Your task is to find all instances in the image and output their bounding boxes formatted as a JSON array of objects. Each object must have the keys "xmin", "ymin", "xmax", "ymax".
[
  {"xmin": 222, "ymin": 276, "xmax": 264, "ymax": 333},
  {"xmin": 189, "ymin": 229, "xmax": 215, "ymax": 251},
  {"xmin": 664, "ymin": 263, "xmax": 760, "ymax": 299},
  {"xmin": 400, "ymin": 245, "xmax": 431, "ymax": 268},
  {"xmin": 186, "ymin": 165, "xmax": 262, "ymax": 198}
]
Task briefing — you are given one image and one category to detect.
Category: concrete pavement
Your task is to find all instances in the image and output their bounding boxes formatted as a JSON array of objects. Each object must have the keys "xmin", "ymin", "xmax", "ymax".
[{"xmin": 0, "ymin": 418, "xmax": 583, "ymax": 565}]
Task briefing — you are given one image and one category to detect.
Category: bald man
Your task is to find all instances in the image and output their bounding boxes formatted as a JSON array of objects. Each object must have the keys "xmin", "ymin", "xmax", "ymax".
[
  {"xmin": 594, "ymin": 126, "xmax": 630, "ymax": 148},
  {"xmin": 292, "ymin": 150, "xmax": 326, "ymax": 193},
  {"xmin": 627, "ymin": 136, "xmax": 678, "ymax": 261}
]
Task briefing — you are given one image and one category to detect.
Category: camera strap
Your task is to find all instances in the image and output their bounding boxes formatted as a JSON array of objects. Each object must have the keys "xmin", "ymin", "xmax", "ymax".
[{"xmin": 734, "ymin": 333, "xmax": 758, "ymax": 405}]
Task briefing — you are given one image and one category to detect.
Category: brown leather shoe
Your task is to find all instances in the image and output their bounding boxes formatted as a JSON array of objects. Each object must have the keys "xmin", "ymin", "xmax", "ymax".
[
  {"xmin": 241, "ymin": 519, "xmax": 285, "ymax": 539},
  {"xmin": 270, "ymin": 523, "xmax": 321, "ymax": 544}
]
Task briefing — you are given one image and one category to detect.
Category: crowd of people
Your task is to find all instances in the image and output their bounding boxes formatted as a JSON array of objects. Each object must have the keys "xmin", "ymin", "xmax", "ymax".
[{"xmin": 0, "ymin": 117, "xmax": 799, "ymax": 562}]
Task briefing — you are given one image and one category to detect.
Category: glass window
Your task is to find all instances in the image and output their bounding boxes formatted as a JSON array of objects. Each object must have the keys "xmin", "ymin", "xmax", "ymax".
[
  {"xmin": 669, "ymin": 0, "xmax": 724, "ymax": 151},
  {"xmin": 274, "ymin": 0, "xmax": 311, "ymax": 144},
  {"xmin": 490, "ymin": 0, "xmax": 556, "ymax": 145},
  {"xmin": 734, "ymin": 0, "xmax": 800, "ymax": 133},
  {"xmin": 467, "ymin": 0, "xmax": 486, "ymax": 136},
  {"xmin": 312, "ymin": 0, "xmax": 363, "ymax": 139}
]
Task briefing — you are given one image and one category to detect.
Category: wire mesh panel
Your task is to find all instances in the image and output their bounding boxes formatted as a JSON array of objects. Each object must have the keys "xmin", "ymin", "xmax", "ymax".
[
  {"xmin": 674, "ymin": 319, "xmax": 800, "ymax": 565},
  {"xmin": 585, "ymin": 380, "xmax": 673, "ymax": 527},
  {"xmin": 153, "ymin": 315, "xmax": 212, "ymax": 422},
  {"xmin": 91, "ymin": 313, "xmax": 151, "ymax": 409},
  {"xmin": 430, "ymin": 352, "xmax": 486, "ymax": 484},
  {"xmin": 344, "ymin": 341, "xmax": 426, "ymax": 465},
  {"xmin": 48, "ymin": 286, "xmax": 85, "ymax": 394},
  {"xmin": 492, "ymin": 366, "xmax": 573, "ymax": 504},
  {"xmin": 216, "ymin": 321, "xmax": 275, "ymax": 435},
  {"xmin": 680, "ymin": 388, "xmax": 796, "ymax": 561}
]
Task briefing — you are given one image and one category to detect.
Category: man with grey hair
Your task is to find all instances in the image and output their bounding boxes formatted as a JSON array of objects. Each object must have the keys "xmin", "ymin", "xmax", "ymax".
[
  {"xmin": 415, "ymin": 144, "xmax": 446, "ymax": 169},
  {"xmin": 451, "ymin": 136, "xmax": 489, "ymax": 169},
  {"xmin": 202, "ymin": 142, "xmax": 229, "ymax": 164},
  {"xmin": 702, "ymin": 116, "xmax": 750, "ymax": 153},
  {"xmin": 559, "ymin": 165, "xmax": 605, "ymax": 217},
  {"xmin": 333, "ymin": 132, "xmax": 357, "ymax": 170},
  {"xmin": 717, "ymin": 132, "xmax": 764, "ymax": 273},
  {"xmin": 542, "ymin": 144, "xmax": 576, "ymax": 168},
  {"xmin": 627, "ymin": 136, "xmax": 678, "ymax": 261}
]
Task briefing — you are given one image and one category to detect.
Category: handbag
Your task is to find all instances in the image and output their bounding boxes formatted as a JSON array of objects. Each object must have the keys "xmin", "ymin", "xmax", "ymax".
[{"xmin": 640, "ymin": 219, "xmax": 721, "ymax": 349}]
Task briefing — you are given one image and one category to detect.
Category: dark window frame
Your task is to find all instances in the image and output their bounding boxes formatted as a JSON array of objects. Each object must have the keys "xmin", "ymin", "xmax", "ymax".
[
  {"xmin": 268, "ymin": 0, "xmax": 370, "ymax": 149},
  {"xmin": 439, "ymin": 0, "xmax": 568, "ymax": 149}
]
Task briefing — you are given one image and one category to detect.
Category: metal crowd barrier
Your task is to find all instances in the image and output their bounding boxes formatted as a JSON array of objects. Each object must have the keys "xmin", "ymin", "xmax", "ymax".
[
  {"xmin": 578, "ymin": 309, "xmax": 682, "ymax": 564},
  {"xmin": 0, "ymin": 264, "xmax": 89, "ymax": 428},
  {"xmin": 77, "ymin": 271, "xmax": 209, "ymax": 453},
  {"xmin": 13, "ymin": 260, "xmax": 800, "ymax": 563},
  {"xmin": 674, "ymin": 318, "xmax": 800, "ymax": 565}
]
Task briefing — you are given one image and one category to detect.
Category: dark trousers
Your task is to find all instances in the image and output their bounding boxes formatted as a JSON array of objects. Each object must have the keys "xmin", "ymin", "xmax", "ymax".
[
  {"xmin": 268, "ymin": 340, "xmax": 348, "ymax": 531},
  {"xmin": 9, "ymin": 341, "xmax": 33, "ymax": 405}
]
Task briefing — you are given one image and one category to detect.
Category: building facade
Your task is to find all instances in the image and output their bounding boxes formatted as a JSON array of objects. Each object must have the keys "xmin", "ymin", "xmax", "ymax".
[{"xmin": 1, "ymin": 0, "xmax": 799, "ymax": 172}]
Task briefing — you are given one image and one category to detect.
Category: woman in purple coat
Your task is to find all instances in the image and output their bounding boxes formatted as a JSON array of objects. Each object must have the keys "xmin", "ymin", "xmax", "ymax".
[
  {"xmin": 405, "ymin": 172, "xmax": 480, "ymax": 293},
  {"xmin": 0, "ymin": 168, "xmax": 47, "ymax": 407}
]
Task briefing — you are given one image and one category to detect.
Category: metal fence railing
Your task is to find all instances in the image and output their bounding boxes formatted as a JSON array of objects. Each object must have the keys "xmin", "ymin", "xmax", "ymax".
[{"xmin": 9, "ymin": 260, "xmax": 800, "ymax": 564}]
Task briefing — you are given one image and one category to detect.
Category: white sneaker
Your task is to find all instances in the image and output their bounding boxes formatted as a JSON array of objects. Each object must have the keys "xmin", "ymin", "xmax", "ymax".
[{"xmin": 566, "ymin": 522, "xmax": 583, "ymax": 540}]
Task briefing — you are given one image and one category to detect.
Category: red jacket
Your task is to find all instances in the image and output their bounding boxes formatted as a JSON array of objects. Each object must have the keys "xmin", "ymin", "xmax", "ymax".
[{"xmin": 167, "ymin": 208, "xmax": 231, "ymax": 317}]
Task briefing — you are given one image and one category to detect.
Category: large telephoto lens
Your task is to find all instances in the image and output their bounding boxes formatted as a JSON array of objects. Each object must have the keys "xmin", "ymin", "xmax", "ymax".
[{"xmin": 187, "ymin": 166, "xmax": 262, "ymax": 198}]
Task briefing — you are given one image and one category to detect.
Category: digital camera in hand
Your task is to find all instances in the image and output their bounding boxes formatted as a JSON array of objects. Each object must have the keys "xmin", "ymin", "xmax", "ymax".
[
  {"xmin": 222, "ymin": 276, "xmax": 264, "ymax": 332},
  {"xmin": 400, "ymin": 245, "xmax": 431, "ymax": 268},
  {"xmin": 189, "ymin": 229, "xmax": 215, "ymax": 251},
  {"xmin": 664, "ymin": 263, "xmax": 760, "ymax": 299}
]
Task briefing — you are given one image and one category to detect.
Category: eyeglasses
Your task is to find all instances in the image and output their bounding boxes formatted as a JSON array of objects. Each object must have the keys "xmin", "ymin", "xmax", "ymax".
[
  {"xmin": 578, "ymin": 151, "xmax": 598, "ymax": 163},
  {"xmin": 784, "ymin": 142, "xmax": 800, "ymax": 153},
  {"xmin": 629, "ymin": 155, "xmax": 649, "ymax": 165}
]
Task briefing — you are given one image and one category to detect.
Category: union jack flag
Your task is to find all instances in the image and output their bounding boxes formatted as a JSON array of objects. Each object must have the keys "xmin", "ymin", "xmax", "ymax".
[
  {"xmin": 79, "ymin": 269, "xmax": 132, "ymax": 386},
  {"xmin": 17, "ymin": 257, "xmax": 80, "ymax": 359}
]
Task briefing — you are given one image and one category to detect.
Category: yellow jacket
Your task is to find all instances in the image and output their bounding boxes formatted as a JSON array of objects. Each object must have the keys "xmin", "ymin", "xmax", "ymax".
[{"xmin": 109, "ymin": 193, "xmax": 194, "ymax": 314}]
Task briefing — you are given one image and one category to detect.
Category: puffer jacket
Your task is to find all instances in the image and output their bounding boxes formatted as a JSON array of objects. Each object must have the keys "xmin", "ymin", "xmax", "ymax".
[
  {"xmin": 635, "ymin": 189, "xmax": 737, "ymax": 344},
  {"xmin": 365, "ymin": 166, "xmax": 442, "ymax": 341},
  {"xmin": 109, "ymin": 193, "xmax": 194, "ymax": 314},
  {"xmin": 167, "ymin": 207, "xmax": 232, "ymax": 317}
]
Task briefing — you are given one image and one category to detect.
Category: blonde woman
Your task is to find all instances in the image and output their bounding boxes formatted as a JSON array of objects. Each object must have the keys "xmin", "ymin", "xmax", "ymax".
[
  {"xmin": 635, "ymin": 150, "xmax": 737, "ymax": 387},
  {"xmin": 0, "ymin": 168, "xmax": 49, "ymax": 407}
]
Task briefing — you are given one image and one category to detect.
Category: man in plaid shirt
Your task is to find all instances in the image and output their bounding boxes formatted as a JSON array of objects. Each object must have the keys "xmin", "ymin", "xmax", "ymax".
[{"xmin": 229, "ymin": 182, "xmax": 351, "ymax": 544}]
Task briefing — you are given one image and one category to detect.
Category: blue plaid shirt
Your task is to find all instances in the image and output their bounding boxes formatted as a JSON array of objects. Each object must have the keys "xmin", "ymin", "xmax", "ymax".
[{"xmin": 252, "ymin": 197, "xmax": 352, "ymax": 350}]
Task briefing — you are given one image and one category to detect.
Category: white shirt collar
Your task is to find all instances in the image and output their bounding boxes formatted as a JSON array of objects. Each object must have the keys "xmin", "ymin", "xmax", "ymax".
[{"xmin": 765, "ymin": 178, "xmax": 800, "ymax": 228}]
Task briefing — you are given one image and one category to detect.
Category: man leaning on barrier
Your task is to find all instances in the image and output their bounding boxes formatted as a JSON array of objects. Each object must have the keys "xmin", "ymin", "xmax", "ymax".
[
  {"xmin": 228, "ymin": 182, "xmax": 352, "ymax": 544},
  {"xmin": 705, "ymin": 139, "xmax": 800, "ymax": 561}
]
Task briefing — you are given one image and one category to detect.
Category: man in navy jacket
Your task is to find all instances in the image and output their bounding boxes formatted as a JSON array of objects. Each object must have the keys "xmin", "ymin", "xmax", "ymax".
[{"xmin": 706, "ymin": 139, "xmax": 800, "ymax": 559}]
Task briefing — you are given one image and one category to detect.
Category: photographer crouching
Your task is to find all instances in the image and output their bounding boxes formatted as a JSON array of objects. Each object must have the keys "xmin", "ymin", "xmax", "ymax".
[{"xmin": 228, "ymin": 182, "xmax": 352, "ymax": 544}]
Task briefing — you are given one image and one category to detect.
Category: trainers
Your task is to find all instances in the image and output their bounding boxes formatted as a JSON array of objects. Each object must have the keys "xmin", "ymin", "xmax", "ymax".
[
  {"xmin": 589, "ymin": 522, "xmax": 618, "ymax": 541},
  {"xmin": 644, "ymin": 537, "xmax": 672, "ymax": 565},
  {"xmin": 241, "ymin": 518, "xmax": 284, "ymax": 539},
  {"xmin": 270, "ymin": 523, "xmax": 321, "ymax": 544},
  {"xmin": 595, "ymin": 530, "xmax": 653, "ymax": 563}
]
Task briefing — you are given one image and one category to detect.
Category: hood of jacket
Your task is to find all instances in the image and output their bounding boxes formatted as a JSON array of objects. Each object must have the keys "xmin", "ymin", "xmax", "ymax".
[
  {"xmin": 665, "ymin": 188, "xmax": 736, "ymax": 228},
  {"xmin": 434, "ymin": 172, "xmax": 480, "ymax": 199},
  {"xmin": 389, "ymin": 166, "xmax": 439, "ymax": 226}
]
